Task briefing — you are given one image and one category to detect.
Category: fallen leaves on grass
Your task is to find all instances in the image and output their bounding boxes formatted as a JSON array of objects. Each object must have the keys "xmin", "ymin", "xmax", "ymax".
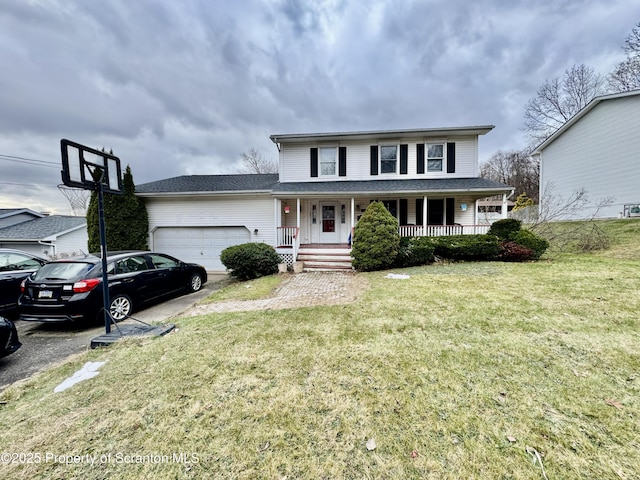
[{"xmin": 605, "ymin": 398, "xmax": 624, "ymax": 410}]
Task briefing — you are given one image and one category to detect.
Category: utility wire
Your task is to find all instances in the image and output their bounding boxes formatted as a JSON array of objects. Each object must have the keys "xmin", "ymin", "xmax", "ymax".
[{"xmin": 0, "ymin": 154, "xmax": 59, "ymax": 169}]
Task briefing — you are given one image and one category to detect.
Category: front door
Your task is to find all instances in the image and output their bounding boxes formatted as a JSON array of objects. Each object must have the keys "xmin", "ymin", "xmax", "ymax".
[{"xmin": 319, "ymin": 203, "xmax": 338, "ymax": 243}]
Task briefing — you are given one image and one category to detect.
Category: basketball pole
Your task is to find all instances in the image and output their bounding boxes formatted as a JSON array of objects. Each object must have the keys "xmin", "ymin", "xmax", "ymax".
[{"xmin": 96, "ymin": 173, "xmax": 112, "ymax": 334}]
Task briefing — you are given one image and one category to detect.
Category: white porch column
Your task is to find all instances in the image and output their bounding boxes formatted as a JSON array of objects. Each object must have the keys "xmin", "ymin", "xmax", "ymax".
[
  {"xmin": 274, "ymin": 198, "xmax": 281, "ymax": 245},
  {"xmin": 422, "ymin": 195, "xmax": 428, "ymax": 235},
  {"xmin": 296, "ymin": 197, "xmax": 301, "ymax": 229},
  {"xmin": 502, "ymin": 193, "xmax": 508, "ymax": 219},
  {"xmin": 351, "ymin": 197, "xmax": 355, "ymax": 226}
]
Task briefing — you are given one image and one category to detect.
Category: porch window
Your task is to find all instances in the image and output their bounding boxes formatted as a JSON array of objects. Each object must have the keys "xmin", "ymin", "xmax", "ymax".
[
  {"xmin": 319, "ymin": 147, "xmax": 337, "ymax": 176},
  {"xmin": 427, "ymin": 144, "xmax": 444, "ymax": 172},
  {"xmin": 380, "ymin": 145, "xmax": 397, "ymax": 174}
]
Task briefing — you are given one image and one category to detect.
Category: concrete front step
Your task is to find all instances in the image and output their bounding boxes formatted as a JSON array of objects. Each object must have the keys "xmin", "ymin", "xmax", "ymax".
[{"xmin": 297, "ymin": 248, "xmax": 353, "ymax": 271}]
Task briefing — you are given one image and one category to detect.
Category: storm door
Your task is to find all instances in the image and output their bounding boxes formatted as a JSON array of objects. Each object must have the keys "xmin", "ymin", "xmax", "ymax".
[{"xmin": 319, "ymin": 203, "xmax": 338, "ymax": 243}]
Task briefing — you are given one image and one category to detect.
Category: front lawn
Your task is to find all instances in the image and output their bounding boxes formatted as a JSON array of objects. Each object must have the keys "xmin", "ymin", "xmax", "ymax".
[{"xmin": 1, "ymin": 220, "xmax": 639, "ymax": 479}]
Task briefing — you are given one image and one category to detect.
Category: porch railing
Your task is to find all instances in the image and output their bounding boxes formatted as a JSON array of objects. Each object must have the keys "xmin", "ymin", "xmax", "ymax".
[
  {"xmin": 277, "ymin": 227, "xmax": 301, "ymax": 261},
  {"xmin": 277, "ymin": 227, "xmax": 298, "ymax": 247},
  {"xmin": 399, "ymin": 224, "xmax": 491, "ymax": 237}
]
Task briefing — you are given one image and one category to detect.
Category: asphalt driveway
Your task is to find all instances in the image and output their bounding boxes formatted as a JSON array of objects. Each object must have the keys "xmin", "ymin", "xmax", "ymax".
[{"xmin": 0, "ymin": 277, "xmax": 222, "ymax": 392}]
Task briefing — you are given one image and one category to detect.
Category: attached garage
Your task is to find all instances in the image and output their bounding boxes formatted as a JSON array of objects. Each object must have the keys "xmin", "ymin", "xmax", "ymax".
[{"xmin": 153, "ymin": 226, "xmax": 251, "ymax": 272}]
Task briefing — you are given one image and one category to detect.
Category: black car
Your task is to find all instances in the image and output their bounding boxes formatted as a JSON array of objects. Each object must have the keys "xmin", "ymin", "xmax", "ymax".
[
  {"xmin": 0, "ymin": 316, "xmax": 21, "ymax": 358},
  {"xmin": 0, "ymin": 248, "xmax": 48, "ymax": 317},
  {"xmin": 19, "ymin": 251, "xmax": 207, "ymax": 323}
]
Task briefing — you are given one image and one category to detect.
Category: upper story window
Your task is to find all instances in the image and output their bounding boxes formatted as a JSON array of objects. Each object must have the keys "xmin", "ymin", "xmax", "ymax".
[
  {"xmin": 380, "ymin": 145, "xmax": 397, "ymax": 174},
  {"xmin": 427, "ymin": 143, "xmax": 444, "ymax": 172},
  {"xmin": 319, "ymin": 147, "xmax": 337, "ymax": 176}
]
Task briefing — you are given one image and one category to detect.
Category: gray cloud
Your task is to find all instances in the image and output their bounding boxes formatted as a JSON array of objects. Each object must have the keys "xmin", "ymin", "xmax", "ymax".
[{"xmin": 0, "ymin": 0, "xmax": 638, "ymax": 213}]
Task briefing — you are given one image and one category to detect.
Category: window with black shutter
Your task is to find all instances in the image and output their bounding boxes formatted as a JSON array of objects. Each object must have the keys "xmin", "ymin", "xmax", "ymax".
[
  {"xmin": 416, "ymin": 144, "xmax": 425, "ymax": 174},
  {"xmin": 447, "ymin": 142, "xmax": 456, "ymax": 173},
  {"xmin": 310, "ymin": 148, "xmax": 318, "ymax": 177},
  {"xmin": 339, "ymin": 146, "xmax": 347, "ymax": 176},
  {"xmin": 370, "ymin": 146, "xmax": 378, "ymax": 175}
]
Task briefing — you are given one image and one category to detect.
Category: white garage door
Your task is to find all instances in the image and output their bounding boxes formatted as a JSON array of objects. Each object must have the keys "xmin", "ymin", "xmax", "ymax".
[{"xmin": 154, "ymin": 227, "xmax": 251, "ymax": 271}]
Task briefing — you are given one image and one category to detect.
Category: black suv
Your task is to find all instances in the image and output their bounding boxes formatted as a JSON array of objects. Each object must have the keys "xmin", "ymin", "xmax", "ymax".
[{"xmin": 19, "ymin": 251, "xmax": 207, "ymax": 323}]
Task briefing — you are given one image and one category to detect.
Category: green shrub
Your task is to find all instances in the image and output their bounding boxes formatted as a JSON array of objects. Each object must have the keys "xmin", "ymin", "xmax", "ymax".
[
  {"xmin": 220, "ymin": 242, "xmax": 280, "ymax": 280},
  {"xmin": 352, "ymin": 202, "xmax": 400, "ymax": 272},
  {"xmin": 433, "ymin": 234, "xmax": 501, "ymax": 261},
  {"xmin": 508, "ymin": 229, "xmax": 549, "ymax": 260},
  {"xmin": 394, "ymin": 236, "xmax": 436, "ymax": 268},
  {"xmin": 488, "ymin": 218, "xmax": 522, "ymax": 240}
]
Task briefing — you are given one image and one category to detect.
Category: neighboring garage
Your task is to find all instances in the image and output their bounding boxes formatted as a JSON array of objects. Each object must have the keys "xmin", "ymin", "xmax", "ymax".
[{"xmin": 153, "ymin": 226, "xmax": 251, "ymax": 271}]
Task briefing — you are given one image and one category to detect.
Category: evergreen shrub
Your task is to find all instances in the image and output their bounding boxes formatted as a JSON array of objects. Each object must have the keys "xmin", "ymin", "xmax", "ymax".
[
  {"xmin": 488, "ymin": 218, "xmax": 522, "ymax": 240},
  {"xmin": 351, "ymin": 202, "xmax": 400, "ymax": 272},
  {"xmin": 394, "ymin": 236, "xmax": 436, "ymax": 268},
  {"xmin": 220, "ymin": 242, "xmax": 280, "ymax": 280},
  {"xmin": 508, "ymin": 229, "xmax": 549, "ymax": 260},
  {"xmin": 432, "ymin": 234, "xmax": 501, "ymax": 261}
]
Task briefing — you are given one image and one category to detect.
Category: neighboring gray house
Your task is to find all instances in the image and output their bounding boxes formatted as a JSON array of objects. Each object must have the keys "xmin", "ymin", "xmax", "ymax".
[
  {"xmin": 137, "ymin": 126, "xmax": 512, "ymax": 271},
  {"xmin": 0, "ymin": 208, "xmax": 43, "ymax": 228},
  {"xmin": 0, "ymin": 211, "xmax": 87, "ymax": 258},
  {"xmin": 533, "ymin": 90, "xmax": 640, "ymax": 219}
]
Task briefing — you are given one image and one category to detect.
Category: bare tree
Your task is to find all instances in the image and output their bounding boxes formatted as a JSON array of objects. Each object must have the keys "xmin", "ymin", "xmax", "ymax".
[
  {"xmin": 609, "ymin": 22, "xmax": 640, "ymax": 92},
  {"xmin": 480, "ymin": 149, "xmax": 540, "ymax": 203},
  {"xmin": 241, "ymin": 147, "xmax": 278, "ymax": 174},
  {"xmin": 524, "ymin": 64, "xmax": 607, "ymax": 146},
  {"xmin": 521, "ymin": 182, "xmax": 614, "ymax": 253}
]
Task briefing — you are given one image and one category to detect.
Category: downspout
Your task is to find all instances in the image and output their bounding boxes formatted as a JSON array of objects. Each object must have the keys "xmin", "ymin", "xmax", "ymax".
[{"xmin": 38, "ymin": 240, "xmax": 56, "ymax": 258}]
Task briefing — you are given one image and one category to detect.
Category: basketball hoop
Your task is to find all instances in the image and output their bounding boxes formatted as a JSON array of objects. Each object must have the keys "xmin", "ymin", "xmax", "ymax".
[{"xmin": 57, "ymin": 184, "xmax": 90, "ymax": 216}]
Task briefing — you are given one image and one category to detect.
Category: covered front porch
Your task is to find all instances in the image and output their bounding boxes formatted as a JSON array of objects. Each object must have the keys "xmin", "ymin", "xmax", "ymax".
[{"xmin": 274, "ymin": 194, "xmax": 509, "ymax": 260}]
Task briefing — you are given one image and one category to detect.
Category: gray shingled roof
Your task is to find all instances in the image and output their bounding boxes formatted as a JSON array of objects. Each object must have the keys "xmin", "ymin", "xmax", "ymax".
[
  {"xmin": 0, "ymin": 216, "xmax": 86, "ymax": 240},
  {"xmin": 136, "ymin": 174, "xmax": 511, "ymax": 196},
  {"xmin": 0, "ymin": 208, "xmax": 43, "ymax": 219},
  {"xmin": 272, "ymin": 178, "xmax": 512, "ymax": 195},
  {"xmin": 136, "ymin": 174, "xmax": 279, "ymax": 194}
]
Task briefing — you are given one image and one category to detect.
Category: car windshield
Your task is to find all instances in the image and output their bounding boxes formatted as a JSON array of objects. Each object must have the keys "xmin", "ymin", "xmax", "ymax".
[{"xmin": 32, "ymin": 262, "xmax": 95, "ymax": 281}]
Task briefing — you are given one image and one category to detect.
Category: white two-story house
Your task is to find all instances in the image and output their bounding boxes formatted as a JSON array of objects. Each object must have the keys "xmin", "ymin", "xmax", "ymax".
[{"xmin": 137, "ymin": 126, "xmax": 513, "ymax": 271}]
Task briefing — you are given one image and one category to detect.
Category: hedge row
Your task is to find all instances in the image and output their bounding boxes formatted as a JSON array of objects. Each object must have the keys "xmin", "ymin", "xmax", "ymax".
[{"xmin": 391, "ymin": 219, "xmax": 549, "ymax": 269}]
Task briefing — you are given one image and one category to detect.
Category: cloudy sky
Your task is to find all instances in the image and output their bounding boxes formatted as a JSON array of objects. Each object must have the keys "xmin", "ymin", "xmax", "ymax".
[{"xmin": 1, "ymin": 0, "xmax": 638, "ymax": 214}]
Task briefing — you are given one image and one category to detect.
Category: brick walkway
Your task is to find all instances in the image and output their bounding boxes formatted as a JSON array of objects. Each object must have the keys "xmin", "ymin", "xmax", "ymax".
[{"xmin": 183, "ymin": 272, "xmax": 364, "ymax": 315}]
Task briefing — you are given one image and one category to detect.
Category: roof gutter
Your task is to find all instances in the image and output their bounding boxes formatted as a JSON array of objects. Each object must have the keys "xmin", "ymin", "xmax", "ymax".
[{"xmin": 38, "ymin": 240, "xmax": 56, "ymax": 257}]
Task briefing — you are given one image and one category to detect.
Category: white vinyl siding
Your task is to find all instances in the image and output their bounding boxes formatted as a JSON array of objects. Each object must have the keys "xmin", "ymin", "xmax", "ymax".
[
  {"xmin": 144, "ymin": 195, "xmax": 274, "ymax": 270},
  {"xmin": 53, "ymin": 228, "xmax": 88, "ymax": 257},
  {"xmin": 540, "ymin": 95, "xmax": 640, "ymax": 219},
  {"xmin": 279, "ymin": 137, "xmax": 479, "ymax": 182}
]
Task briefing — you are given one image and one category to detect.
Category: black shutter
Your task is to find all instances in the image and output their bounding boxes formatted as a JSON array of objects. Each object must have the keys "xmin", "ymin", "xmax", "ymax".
[
  {"xmin": 416, "ymin": 143, "xmax": 425, "ymax": 174},
  {"xmin": 416, "ymin": 198, "xmax": 424, "ymax": 225},
  {"xmin": 400, "ymin": 144, "xmax": 408, "ymax": 174},
  {"xmin": 400, "ymin": 199, "xmax": 408, "ymax": 225},
  {"xmin": 370, "ymin": 146, "xmax": 378, "ymax": 176},
  {"xmin": 338, "ymin": 146, "xmax": 347, "ymax": 176},
  {"xmin": 310, "ymin": 148, "xmax": 318, "ymax": 177},
  {"xmin": 447, "ymin": 142, "xmax": 456, "ymax": 173},
  {"xmin": 446, "ymin": 197, "xmax": 455, "ymax": 225}
]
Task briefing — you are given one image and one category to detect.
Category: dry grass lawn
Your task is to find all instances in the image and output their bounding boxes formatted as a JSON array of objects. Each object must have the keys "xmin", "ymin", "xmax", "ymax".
[{"xmin": 0, "ymin": 220, "xmax": 639, "ymax": 479}]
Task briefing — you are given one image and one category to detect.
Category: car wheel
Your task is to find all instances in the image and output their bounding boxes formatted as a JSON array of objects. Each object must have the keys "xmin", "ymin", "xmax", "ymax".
[
  {"xmin": 189, "ymin": 273, "xmax": 203, "ymax": 292},
  {"xmin": 109, "ymin": 294, "xmax": 133, "ymax": 322}
]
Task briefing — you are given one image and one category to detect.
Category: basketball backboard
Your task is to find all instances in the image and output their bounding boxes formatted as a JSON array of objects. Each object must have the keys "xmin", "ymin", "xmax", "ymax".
[{"xmin": 61, "ymin": 139, "xmax": 123, "ymax": 194}]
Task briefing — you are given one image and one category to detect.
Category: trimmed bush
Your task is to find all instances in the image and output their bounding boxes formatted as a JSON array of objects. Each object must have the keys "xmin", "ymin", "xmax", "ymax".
[
  {"xmin": 352, "ymin": 201, "xmax": 400, "ymax": 272},
  {"xmin": 508, "ymin": 229, "xmax": 549, "ymax": 260},
  {"xmin": 488, "ymin": 218, "xmax": 522, "ymax": 240},
  {"xmin": 394, "ymin": 236, "xmax": 436, "ymax": 268},
  {"xmin": 220, "ymin": 242, "xmax": 280, "ymax": 280},
  {"xmin": 432, "ymin": 234, "xmax": 501, "ymax": 261}
]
